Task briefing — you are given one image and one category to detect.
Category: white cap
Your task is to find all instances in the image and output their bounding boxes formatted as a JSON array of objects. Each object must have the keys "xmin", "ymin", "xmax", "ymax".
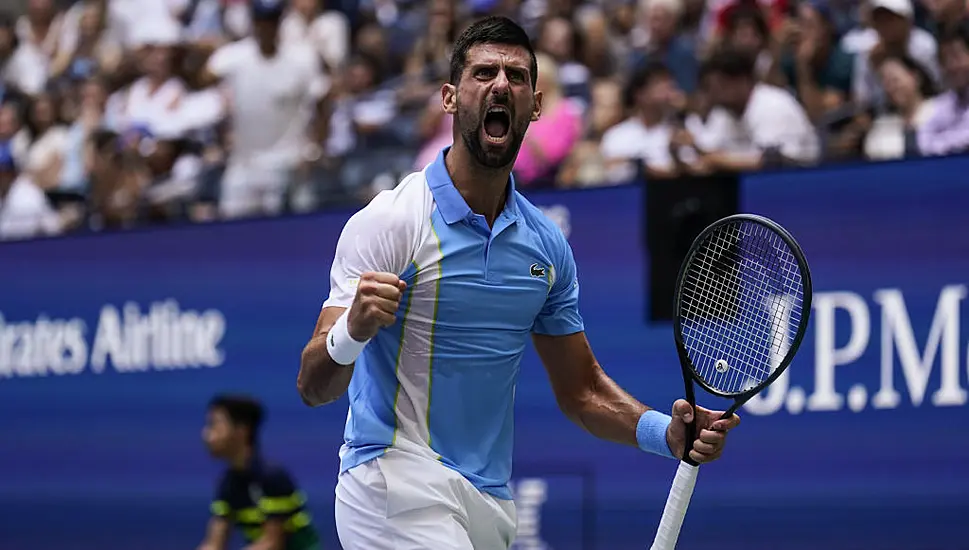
[
  {"xmin": 870, "ymin": 0, "xmax": 913, "ymax": 19},
  {"xmin": 130, "ymin": 18, "xmax": 184, "ymax": 48}
]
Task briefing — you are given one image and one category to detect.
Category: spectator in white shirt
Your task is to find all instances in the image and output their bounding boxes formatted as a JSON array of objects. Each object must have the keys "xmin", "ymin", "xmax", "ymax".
[
  {"xmin": 104, "ymin": 23, "xmax": 187, "ymax": 139},
  {"xmin": 0, "ymin": 14, "xmax": 48, "ymax": 97},
  {"xmin": 850, "ymin": 0, "xmax": 941, "ymax": 110},
  {"xmin": 202, "ymin": 0, "xmax": 328, "ymax": 219},
  {"xmin": 21, "ymin": 90, "xmax": 69, "ymax": 191},
  {"xmin": 58, "ymin": 0, "xmax": 124, "ymax": 56},
  {"xmin": 107, "ymin": 0, "xmax": 183, "ymax": 50},
  {"xmin": 917, "ymin": 23, "xmax": 969, "ymax": 157},
  {"xmin": 863, "ymin": 54, "xmax": 939, "ymax": 160},
  {"xmin": 48, "ymin": 0, "xmax": 122, "ymax": 83},
  {"xmin": 696, "ymin": 47, "xmax": 820, "ymax": 171},
  {"xmin": 16, "ymin": 0, "xmax": 62, "ymax": 60},
  {"xmin": 0, "ymin": 140, "xmax": 60, "ymax": 241},
  {"xmin": 280, "ymin": 0, "xmax": 350, "ymax": 72},
  {"xmin": 600, "ymin": 61, "xmax": 684, "ymax": 182}
]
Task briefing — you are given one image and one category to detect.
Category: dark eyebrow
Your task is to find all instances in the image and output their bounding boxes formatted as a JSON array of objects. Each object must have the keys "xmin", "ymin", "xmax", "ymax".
[
  {"xmin": 469, "ymin": 61, "xmax": 530, "ymax": 76},
  {"xmin": 470, "ymin": 61, "xmax": 528, "ymax": 72}
]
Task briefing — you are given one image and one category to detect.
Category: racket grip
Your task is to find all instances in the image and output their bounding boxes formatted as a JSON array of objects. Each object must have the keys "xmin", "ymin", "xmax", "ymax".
[{"xmin": 649, "ymin": 461, "xmax": 699, "ymax": 550}]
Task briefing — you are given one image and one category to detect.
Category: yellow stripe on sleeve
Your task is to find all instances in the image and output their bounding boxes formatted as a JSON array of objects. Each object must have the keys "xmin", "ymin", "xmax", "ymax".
[
  {"xmin": 258, "ymin": 492, "xmax": 306, "ymax": 514},
  {"xmin": 237, "ymin": 507, "xmax": 266, "ymax": 523},
  {"xmin": 210, "ymin": 500, "xmax": 231, "ymax": 517},
  {"xmin": 284, "ymin": 511, "xmax": 312, "ymax": 531}
]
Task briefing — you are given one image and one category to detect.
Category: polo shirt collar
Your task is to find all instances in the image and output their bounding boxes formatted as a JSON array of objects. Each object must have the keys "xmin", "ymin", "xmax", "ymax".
[{"xmin": 425, "ymin": 146, "xmax": 520, "ymax": 225}]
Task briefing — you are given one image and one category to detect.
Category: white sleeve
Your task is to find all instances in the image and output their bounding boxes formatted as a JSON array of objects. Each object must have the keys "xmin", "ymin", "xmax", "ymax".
[
  {"xmin": 303, "ymin": 49, "xmax": 330, "ymax": 100},
  {"xmin": 321, "ymin": 191, "xmax": 419, "ymax": 309},
  {"xmin": 750, "ymin": 93, "xmax": 820, "ymax": 163},
  {"xmin": 316, "ymin": 14, "xmax": 349, "ymax": 69},
  {"xmin": 599, "ymin": 125, "xmax": 633, "ymax": 160},
  {"xmin": 8, "ymin": 47, "xmax": 48, "ymax": 96},
  {"xmin": 851, "ymin": 52, "xmax": 871, "ymax": 106},
  {"xmin": 103, "ymin": 91, "xmax": 126, "ymax": 132},
  {"xmin": 206, "ymin": 43, "xmax": 241, "ymax": 78},
  {"xmin": 689, "ymin": 109, "xmax": 731, "ymax": 152},
  {"xmin": 38, "ymin": 200, "xmax": 63, "ymax": 237}
]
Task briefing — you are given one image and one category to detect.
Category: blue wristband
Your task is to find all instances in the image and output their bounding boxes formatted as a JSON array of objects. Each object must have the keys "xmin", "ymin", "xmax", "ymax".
[{"xmin": 636, "ymin": 410, "xmax": 676, "ymax": 459}]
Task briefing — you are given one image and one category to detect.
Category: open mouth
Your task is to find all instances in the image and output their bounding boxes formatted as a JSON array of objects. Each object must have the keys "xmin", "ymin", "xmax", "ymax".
[{"xmin": 483, "ymin": 106, "xmax": 511, "ymax": 144}]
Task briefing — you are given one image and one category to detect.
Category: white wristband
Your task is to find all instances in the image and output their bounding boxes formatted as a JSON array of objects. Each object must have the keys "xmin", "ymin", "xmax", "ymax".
[{"xmin": 326, "ymin": 309, "xmax": 369, "ymax": 366}]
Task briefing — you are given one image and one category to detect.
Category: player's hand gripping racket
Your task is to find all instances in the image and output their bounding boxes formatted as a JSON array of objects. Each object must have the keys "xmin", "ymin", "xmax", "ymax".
[{"xmin": 649, "ymin": 214, "xmax": 813, "ymax": 550}]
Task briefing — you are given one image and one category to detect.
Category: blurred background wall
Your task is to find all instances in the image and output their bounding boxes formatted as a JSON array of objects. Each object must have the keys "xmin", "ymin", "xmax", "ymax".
[
  {"xmin": 3, "ymin": 154, "xmax": 968, "ymax": 550},
  {"xmin": 1, "ymin": 0, "xmax": 969, "ymax": 548}
]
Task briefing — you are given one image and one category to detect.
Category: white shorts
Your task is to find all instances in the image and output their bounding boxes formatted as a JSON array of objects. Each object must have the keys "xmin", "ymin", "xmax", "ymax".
[{"xmin": 335, "ymin": 449, "xmax": 518, "ymax": 549}]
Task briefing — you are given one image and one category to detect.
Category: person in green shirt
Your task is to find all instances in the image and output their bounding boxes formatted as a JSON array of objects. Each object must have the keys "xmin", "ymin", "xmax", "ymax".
[{"xmin": 197, "ymin": 394, "xmax": 322, "ymax": 550}]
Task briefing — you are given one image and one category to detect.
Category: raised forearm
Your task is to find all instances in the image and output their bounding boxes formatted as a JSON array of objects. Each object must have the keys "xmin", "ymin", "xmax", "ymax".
[
  {"xmin": 795, "ymin": 63, "xmax": 826, "ymax": 123},
  {"xmin": 297, "ymin": 335, "xmax": 354, "ymax": 406},
  {"xmin": 565, "ymin": 365, "xmax": 649, "ymax": 447},
  {"xmin": 703, "ymin": 151, "xmax": 764, "ymax": 172}
]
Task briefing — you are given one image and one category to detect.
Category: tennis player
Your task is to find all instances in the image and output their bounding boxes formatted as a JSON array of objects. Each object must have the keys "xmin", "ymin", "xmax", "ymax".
[
  {"xmin": 198, "ymin": 394, "xmax": 322, "ymax": 550},
  {"xmin": 297, "ymin": 16, "xmax": 741, "ymax": 549}
]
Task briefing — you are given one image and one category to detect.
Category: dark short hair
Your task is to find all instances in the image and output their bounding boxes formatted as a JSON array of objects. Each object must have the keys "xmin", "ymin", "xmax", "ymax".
[
  {"xmin": 938, "ymin": 20, "xmax": 969, "ymax": 55},
  {"xmin": 725, "ymin": 4, "xmax": 770, "ymax": 41},
  {"xmin": 449, "ymin": 15, "xmax": 538, "ymax": 89},
  {"xmin": 624, "ymin": 61, "xmax": 673, "ymax": 108},
  {"xmin": 348, "ymin": 52, "xmax": 383, "ymax": 84},
  {"xmin": 209, "ymin": 394, "xmax": 265, "ymax": 445},
  {"xmin": 702, "ymin": 46, "xmax": 757, "ymax": 80},
  {"xmin": 876, "ymin": 54, "xmax": 939, "ymax": 99}
]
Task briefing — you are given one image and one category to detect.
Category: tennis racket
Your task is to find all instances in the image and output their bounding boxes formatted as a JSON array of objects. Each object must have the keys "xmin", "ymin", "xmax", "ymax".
[{"xmin": 648, "ymin": 213, "xmax": 813, "ymax": 550}]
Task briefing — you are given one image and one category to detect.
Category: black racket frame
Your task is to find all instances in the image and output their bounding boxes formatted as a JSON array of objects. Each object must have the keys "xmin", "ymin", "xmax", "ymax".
[{"xmin": 671, "ymin": 213, "xmax": 813, "ymax": 465}]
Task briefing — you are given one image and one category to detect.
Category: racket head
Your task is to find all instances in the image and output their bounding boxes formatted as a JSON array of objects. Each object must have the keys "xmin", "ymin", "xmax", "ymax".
[{"xmin": 672, "ymin": 214, "xmax": 813, "ymax": 401}]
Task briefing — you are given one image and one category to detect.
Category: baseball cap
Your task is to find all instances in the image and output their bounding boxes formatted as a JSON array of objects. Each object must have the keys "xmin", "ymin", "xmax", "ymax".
[
  {"xmin": 251, "ymin": 0, "xmax": 285, "ymax": 18},
  {"xmin": 869, "ymin": 0, "xmax": 914, "ymax": 19}
]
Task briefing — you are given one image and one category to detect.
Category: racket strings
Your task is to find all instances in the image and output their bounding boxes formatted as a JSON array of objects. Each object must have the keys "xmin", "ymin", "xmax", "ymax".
[
  {"xmin": 678, "ymin": 221, "xmax": 805, "ymax": 396},
  {"xmin": 686, "ymin": 225, "xmax": 802, "ymax": 392},
  {"xmin": 686, "ymin": 229, "xmax": 799, "ymax": 391}
]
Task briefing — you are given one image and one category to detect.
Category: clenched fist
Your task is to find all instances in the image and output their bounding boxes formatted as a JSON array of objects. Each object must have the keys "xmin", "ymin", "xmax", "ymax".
[{"xmin": 346, "ymin": 272, "xmax": 407, "ymax": 341}]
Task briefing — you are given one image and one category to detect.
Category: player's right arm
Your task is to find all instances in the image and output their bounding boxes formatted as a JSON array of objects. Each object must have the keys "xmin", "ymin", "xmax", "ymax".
[
  {"xmin": 198, "ymin": 479, "xmax": 233, "ymax": 550},
  {"xmin": 196, "ymin": 41, "xmax": 243, "ymax": 90},
  {"xmin": 196, "ymin": 517, "xmax": 231, "ymax": 550},
  {"xmin": 297, "ymin": 273, "xmax": 405, "ymax": 406},
  {"xmin": 297, "ymin": 191, "xmax": 416, "ymax": 406}
]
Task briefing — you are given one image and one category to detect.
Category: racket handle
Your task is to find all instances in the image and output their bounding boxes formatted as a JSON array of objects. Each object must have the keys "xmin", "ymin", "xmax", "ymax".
[{"xmin": 649, "ymin": 461, "xmax": 699, "ymax": 550}]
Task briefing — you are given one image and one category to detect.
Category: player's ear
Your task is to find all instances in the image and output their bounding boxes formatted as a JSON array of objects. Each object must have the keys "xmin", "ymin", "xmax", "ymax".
[
  {"xmin": 442, "ymin": 83, "xmax": 457, "ymax": 115},
  {"xmin": 531, "ymin": 90, "xmax": 543, "ymax": 122}
]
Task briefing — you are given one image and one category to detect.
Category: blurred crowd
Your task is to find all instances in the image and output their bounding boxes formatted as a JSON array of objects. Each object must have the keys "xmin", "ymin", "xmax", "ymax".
[{"xmin": 0, "ymin": 0, "xmax": 968, "ymax": 241}]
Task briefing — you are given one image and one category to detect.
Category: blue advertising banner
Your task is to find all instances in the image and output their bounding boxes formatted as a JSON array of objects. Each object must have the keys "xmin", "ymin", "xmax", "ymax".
[{"xmin": 1, "ymin": 156, "xmax": 968, "ymax": 550}]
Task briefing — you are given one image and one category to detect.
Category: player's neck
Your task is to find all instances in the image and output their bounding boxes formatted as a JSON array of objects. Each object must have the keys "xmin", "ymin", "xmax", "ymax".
[
  {"xmin": 257, "ymin": 39, "xmax": 279, "ymax": 58},
  {"xmin": 228, "ymin": 446, "xmax": 254, "ymax": 470},
  {"xmin": 639, "ymin": 108, "xmax": 664, "ymax": 128},
  {"xmin": 445, "ymin": 145, "xmax": 510, "ymax": 226}
]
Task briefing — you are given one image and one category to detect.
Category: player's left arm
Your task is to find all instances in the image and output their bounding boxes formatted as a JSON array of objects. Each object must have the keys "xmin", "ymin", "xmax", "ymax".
[
  {"xmin": 533, "ymin": 330, "xmax": 648, "ymax": 447},
  {"xmin": 531, "ymin": 236, "xmax": 737, "ymax": 462},
  {"xmin": 241, "ymin": 520, "xmax": 284, "ymax": 550},
  {"xmin": 243, "ymin": 469, "xmax": 306, "ymax": 550},
  {"xmin": 200, "ymin": 476, "xmax": 233, "ymax": 550}
]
